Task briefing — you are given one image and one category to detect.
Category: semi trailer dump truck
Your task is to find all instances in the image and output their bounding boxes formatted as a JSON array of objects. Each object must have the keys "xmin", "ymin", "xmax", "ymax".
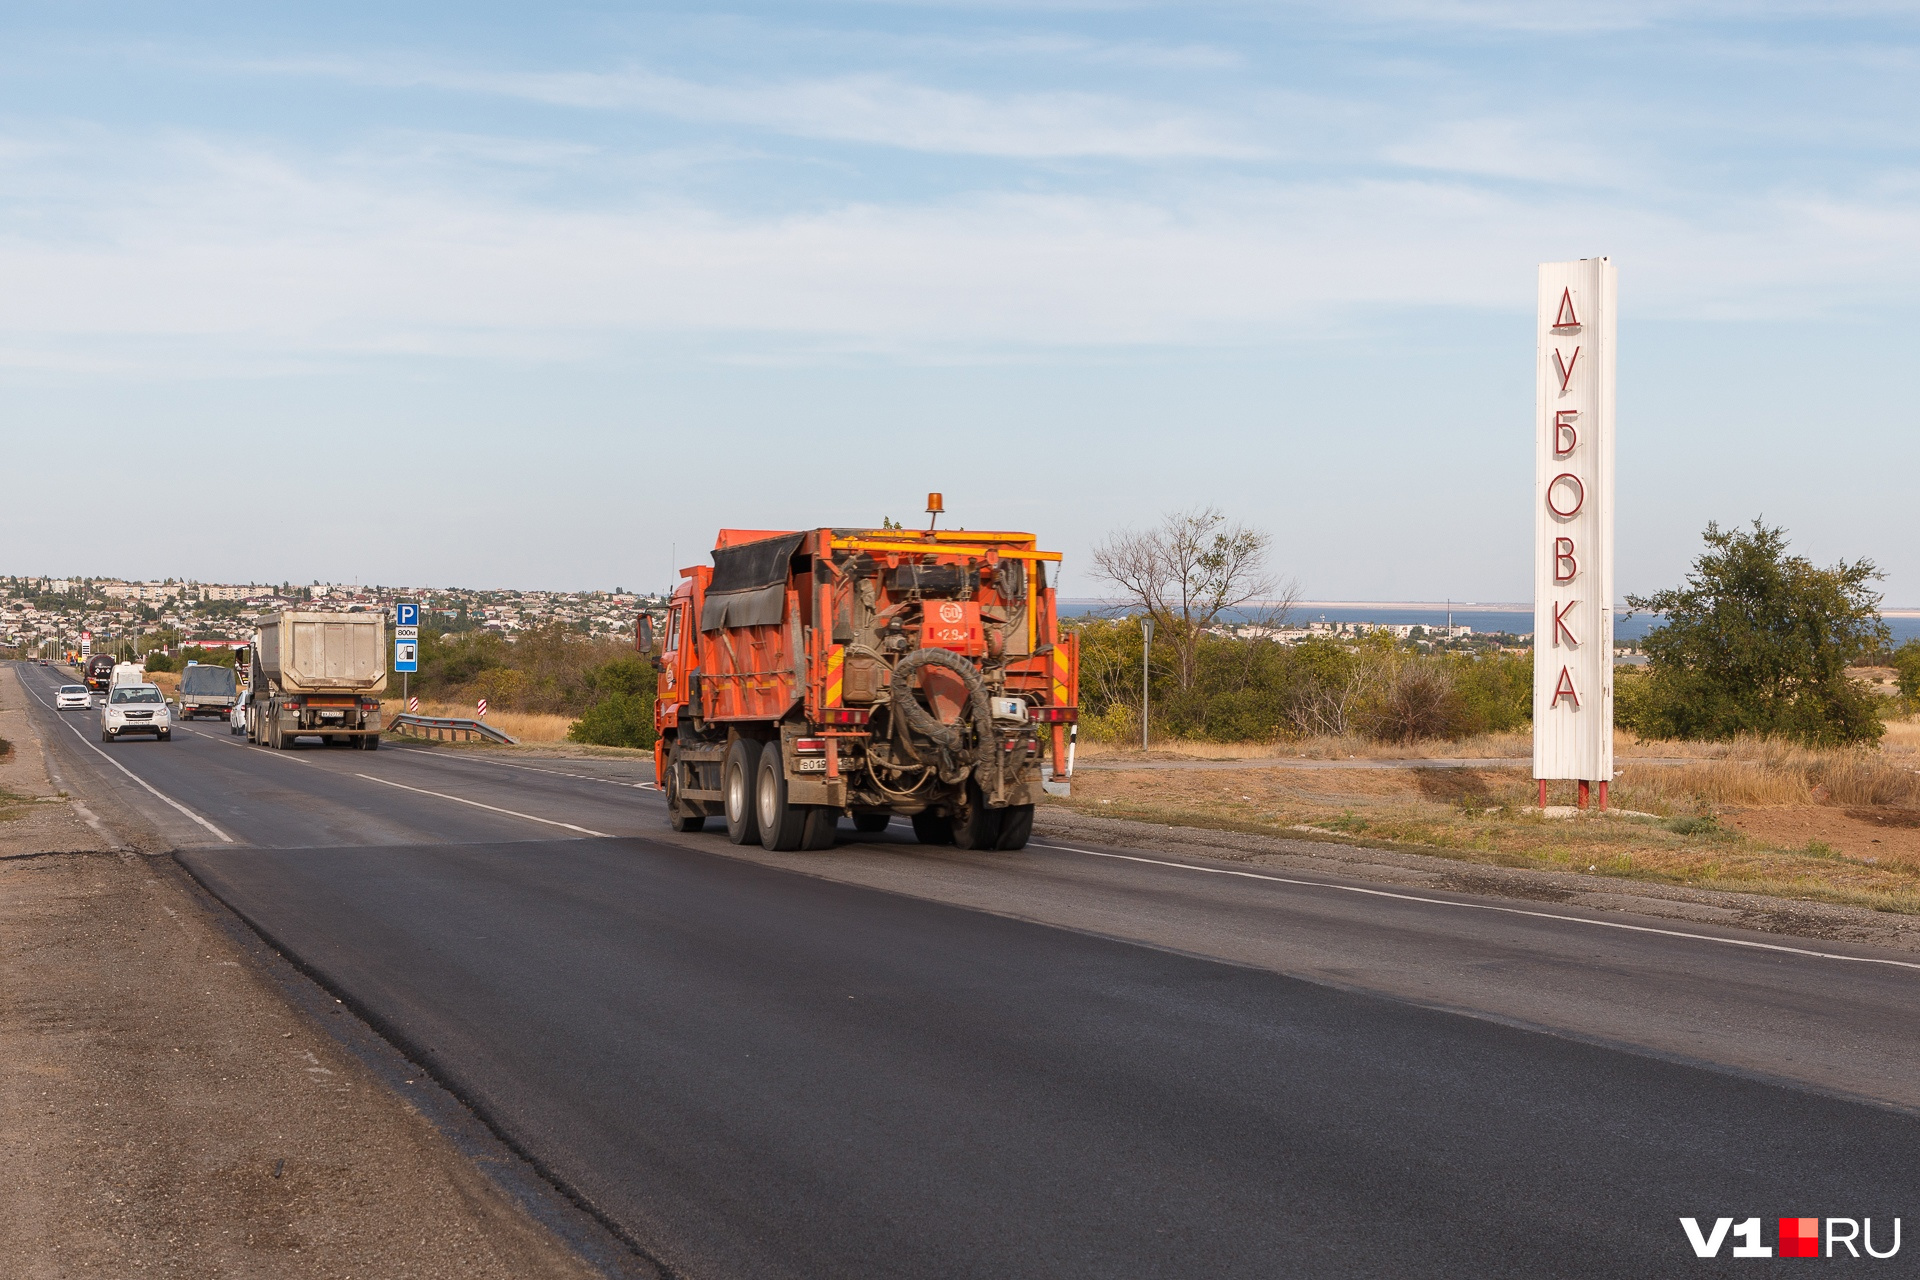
[
  {"xmin": 177, "ymin": 662, "xmax": 240, "ymax": 719},
  {"xmin": 654, "ymin": 511, "xmax": 1079, "ymax": 851},
  {"xmin": 246, "ymin": 612, "xmax": 386, "ymax": 749}
]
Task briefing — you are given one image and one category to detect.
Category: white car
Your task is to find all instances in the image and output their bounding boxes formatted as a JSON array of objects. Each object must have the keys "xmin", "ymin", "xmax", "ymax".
[
  {"xmin": 229, "ymin": 689, "xmax": 251, "ymax": 735},
  {"xmin": 56, "ymin": 684, "xmax": 91, "ymax": 709},
  {"xmin": 102, "ymin": 683, "xmax": 172, "ymax": 742}
]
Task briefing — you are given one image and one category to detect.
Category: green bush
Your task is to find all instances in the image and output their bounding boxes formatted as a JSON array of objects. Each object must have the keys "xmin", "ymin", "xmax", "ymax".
[
  {"xmin": 1069, "ymin": 618, "xmax": 1532, "ymax": 745},
  {"xmin": 1625, "ymin": 519, "xmax": 1889, "ymax": 747},
  {"xmin": 1893, "ymin": 640, "xmax": 1920, "ymax": 707},
  {"xmin": 566, "ymin": 655, "xmax": 659, "ymax": 749},
  {"xmin": 1446, "ymin": 649, "xmax": 1533, "ymax": 734},
  {"xmin": 141, "ymin": 652, "xmax": 178, "ymax": 673},
  {"xmin": 399, "ymin": 622, "xmax": 640, "ymax": 716}
]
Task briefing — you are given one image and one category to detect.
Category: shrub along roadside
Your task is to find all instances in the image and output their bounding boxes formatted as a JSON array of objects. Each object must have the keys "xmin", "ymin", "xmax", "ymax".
[
  {"xmin": 566, "ymin": 656, "xmax": 658, "ymax": 750},
  {"xmin": 1624, "ymin": 519, "xmax": 1889, "ymax": 747},
  {"xmin": 359, "ymin": 619, "xmax": 659, "ymax": 747},
  {"xmin": 1072, "ymin": 619, "xmax": 1532, "ymax": 746}
]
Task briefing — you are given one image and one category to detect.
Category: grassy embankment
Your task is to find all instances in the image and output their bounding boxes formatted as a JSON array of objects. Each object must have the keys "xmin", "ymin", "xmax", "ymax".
[{"xmin": 1063, "ymin": 721, "xmax": 1920, "ymax": 914}]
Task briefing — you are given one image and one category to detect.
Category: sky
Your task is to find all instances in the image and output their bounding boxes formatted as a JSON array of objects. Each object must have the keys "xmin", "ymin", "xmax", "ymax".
[{"xmin": 3, "ymin": 1, "xmax": 1918, "ymax": 603}]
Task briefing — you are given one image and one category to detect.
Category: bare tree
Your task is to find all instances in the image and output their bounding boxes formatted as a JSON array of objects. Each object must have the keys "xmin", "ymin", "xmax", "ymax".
[{"xmin": 1091, "ymin": 506, "xmax": 1296, "ymax": 694}]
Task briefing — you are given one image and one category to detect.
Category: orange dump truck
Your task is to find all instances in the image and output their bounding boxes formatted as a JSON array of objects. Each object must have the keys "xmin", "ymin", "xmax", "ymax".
[{"xmin": 654, "ymin": 516, "xmax": 1078, "ymax": 851}]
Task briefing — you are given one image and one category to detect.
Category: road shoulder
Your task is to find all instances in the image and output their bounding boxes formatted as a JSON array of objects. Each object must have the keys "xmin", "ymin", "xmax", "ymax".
[
  {"xmin": 0, "ymin": 666, "xmax": 120, "ymax": 856},
  {"xmin": 0, "ymin": 664, "xmax": 614, "ymax": 1279},
  {"xmin": 1034, "ymin": 805, "xmax": 1920, "ymax": 954}
]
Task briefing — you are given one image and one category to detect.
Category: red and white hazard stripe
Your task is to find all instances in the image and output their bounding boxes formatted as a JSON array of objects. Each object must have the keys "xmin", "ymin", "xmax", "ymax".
[
  {"xmin": 476, "ymin": 698, "xmax": 488, "ymax": 718},
  {"xmin": 407, "ymin": 696, "xmax": 419, "ymax": 713}
]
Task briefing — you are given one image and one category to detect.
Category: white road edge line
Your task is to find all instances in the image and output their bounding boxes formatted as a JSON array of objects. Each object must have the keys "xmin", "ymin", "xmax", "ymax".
[
  {"xmin": 16, "ymin": 669, "xmax": 234, "ymax": 844},
  {"xmin": 354, "ymin": 773, "xmax": 611, "ymax": 837},
  {"xmin": 1029, "ymin": 842, "xmax": 1920, "ymax": 974}
]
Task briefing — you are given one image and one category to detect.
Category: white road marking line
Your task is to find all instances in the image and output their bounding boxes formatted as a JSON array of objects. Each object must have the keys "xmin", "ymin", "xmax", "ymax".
[
  {"xmin": 392, "ymin": 747, "xmax": 659, "ymax": 790},
  {"xmin": 16, "ymin": 671, "xmax": 234, "ymax": 844},
  {"xmin": 354, "ymin": 773, "xmax": 611, "ymax": 837},
  {"xmin": 220, "ymin": 736, "xmax": 316, "ymax": 765},
  {"xmin": 1029, "ymin": 842, "xmax": 1920, "ymax": 974}
]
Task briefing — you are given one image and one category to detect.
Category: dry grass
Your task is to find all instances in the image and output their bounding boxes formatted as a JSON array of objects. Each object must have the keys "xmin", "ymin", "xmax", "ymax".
[
  {"xmin": 381, "ymin": 700, "xmax": 575, "ymax": 743},
  {"xmin": 1062, "ymin": 719, "xmax": 1920, "ymax": 916},
  {"xmin": 1075, "ymin": 732, "xmax": 1532, "ymax": 762},
  {"xmin": 1061, "ymin": 764, "xmax": 1920, "ymax": 914},
  {"xmin": 1620, "ymin": 743, "xmax": 1920, "ymax": 810}
]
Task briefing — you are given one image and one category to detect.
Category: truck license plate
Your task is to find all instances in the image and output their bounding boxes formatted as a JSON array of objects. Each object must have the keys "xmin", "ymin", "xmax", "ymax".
[{"xmin": 795, "ymin": 757, "xmax": 828, "ymax": 772}]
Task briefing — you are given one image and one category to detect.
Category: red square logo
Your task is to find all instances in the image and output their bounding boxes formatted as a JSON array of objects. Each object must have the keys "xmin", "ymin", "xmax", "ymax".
[{"xmin": 1780, "ymin": 1217, "xmax": 1819, "ymax": 1258}]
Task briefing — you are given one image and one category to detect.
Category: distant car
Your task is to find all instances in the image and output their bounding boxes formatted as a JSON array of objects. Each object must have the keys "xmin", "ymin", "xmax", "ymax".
[
  {"xmin": 229, "ymin": 688, "xmax": 251, "ymax": 736},
  {"xmin": 39, "ymin": 658, "xmax": 49, "ymax": 666},
  {"xmin": 101, "ymin": 683, "xmax": 172, "ymax": 742},
  {"xmin": 56, "ymin": 684, "xmax": 90, "ymax": 709}
]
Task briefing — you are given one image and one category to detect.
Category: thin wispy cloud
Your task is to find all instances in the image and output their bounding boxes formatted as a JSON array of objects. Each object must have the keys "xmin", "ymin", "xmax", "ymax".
[
  {"xmin": 1381, "ymin": 119, "xmax": 1642, "ymax": 187},
  {"xmin": 4, "ymin": 127, "xmax": 1916, "ymax": 376},
  {"xmin": 234, "ymin": 57, "xmax": 1266, "ymax": 160},
  {"xmin": 1323, "ymin": 0, "xmax": 1920, "ymax": 34}
]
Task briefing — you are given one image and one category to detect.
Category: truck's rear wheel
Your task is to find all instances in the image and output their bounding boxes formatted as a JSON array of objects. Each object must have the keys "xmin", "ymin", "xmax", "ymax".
[
  {"xmin": 724, "ymin": 738, "xmax": 763, "ymax": 845},
  {"xmin": 666, "ymin": 750, "xmax": 705, "ymax": 833},
  {"xmin": 800, "ymin": 806, "xmax": 836, "ymax": 851},
  {"xmin": 953, "ymin": 790, "xmax": 1003, "ymax": 850},
  {"xmin": 361, "ymin": 734, "xmax": 380, "ymax": 751},
  {"xmin": 995, "ymin": 804, "xmax": 1035, "ymax": 850},
  {"xmin": 852, "ymin": 813, "xmax": 891, "ymax": 833},
  {"xmin": 756, "ymin": 749, "xmax": 809, "ymax": 851},
  {"xmin": 910, "ymin": 812, "xmax": 953, "ymax": 845}
]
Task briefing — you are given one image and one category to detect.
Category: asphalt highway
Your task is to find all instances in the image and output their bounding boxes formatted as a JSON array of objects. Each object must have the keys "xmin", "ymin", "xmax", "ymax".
[{"xmin": 15, "ymin": 661, "xmax": 1920, "ymax": 1278}]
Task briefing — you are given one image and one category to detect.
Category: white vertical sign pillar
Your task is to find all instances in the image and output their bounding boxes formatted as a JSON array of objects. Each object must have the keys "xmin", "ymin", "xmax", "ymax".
[{"xmin": 1532, "ymin": 258, "xmax": 1615, "ymax": 809}]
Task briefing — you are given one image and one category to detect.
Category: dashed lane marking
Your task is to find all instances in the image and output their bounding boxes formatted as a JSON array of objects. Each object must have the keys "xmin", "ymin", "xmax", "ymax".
[
  {"xmin": 354, "ymin": 773, "xmax": 612, "ymax": 838},
  {"xmin": 391, "ymin": 748, "xmax": 659, "ymax": 790},
  {"xmin": 1030, "ymin": 842, "xmax": 1920, "ymax": 974}
]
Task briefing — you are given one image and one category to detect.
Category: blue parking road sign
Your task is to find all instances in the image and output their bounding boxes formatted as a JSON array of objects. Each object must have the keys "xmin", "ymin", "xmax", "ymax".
[{"xmin": 394, "ymin": 602, "xmax": 419, "ymax": 672}]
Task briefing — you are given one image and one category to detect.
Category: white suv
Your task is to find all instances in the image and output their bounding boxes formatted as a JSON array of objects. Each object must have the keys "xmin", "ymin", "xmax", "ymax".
[{"xmin": 102, "ymin": 683, "xmax": 173, "ymax": 742}]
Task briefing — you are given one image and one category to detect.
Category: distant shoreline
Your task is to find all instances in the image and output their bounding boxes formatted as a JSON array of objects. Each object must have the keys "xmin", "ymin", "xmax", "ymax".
[{"xmin": 1062, "ymin": 598, "xmax": 1920, "ymax": 618}]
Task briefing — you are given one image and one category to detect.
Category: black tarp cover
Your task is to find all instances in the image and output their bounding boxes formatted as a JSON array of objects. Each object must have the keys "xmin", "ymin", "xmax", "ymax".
[{"xmin": 700, "ymin": 533, "xmax": 806, "ymax": 632}]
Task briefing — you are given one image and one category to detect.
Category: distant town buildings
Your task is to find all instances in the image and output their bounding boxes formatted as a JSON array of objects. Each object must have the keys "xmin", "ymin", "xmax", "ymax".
[
  {"xmin": 1210, "ymin": 620, "xmax": 1476, "ymax": 644},
  {"xmin": 0, "ymin": 575, "xmax": 667, "ymax": 658}
]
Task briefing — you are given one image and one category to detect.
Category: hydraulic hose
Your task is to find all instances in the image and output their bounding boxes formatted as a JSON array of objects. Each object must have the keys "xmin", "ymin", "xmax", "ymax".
[{"xmin": 889, "ymin": 647, "xmax": 993, "ymax": 753}]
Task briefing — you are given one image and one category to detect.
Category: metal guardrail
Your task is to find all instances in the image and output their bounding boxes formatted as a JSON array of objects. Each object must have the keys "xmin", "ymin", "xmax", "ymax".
[{"xmin": 387, "ymin": 713, "xmax": 519, "ymax": 745}]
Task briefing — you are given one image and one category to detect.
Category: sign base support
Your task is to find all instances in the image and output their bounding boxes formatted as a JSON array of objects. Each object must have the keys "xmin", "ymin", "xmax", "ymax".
[{"xmin": 1537, "ymin": 779, "xmax": 1610, "ymax": 812}]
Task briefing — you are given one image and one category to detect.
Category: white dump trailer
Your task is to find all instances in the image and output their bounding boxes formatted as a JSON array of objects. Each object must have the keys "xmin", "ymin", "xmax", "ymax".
[{"xmin": 247, "ymin": 612, "xmax": 387, "ymax": 750}]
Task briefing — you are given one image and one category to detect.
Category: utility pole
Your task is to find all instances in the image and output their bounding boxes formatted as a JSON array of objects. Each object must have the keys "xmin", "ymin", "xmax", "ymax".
[{"xmin": 1141, "ymin": 616, "xmax": 1153, "ymax": 753}]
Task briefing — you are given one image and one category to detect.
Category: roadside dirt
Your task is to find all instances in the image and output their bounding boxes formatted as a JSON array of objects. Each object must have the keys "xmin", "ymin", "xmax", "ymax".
[
  {"xmin": 0, "ymin": 667, "xmax": 604, "ymax": 1279},
  {"xmin": 1721, "ymin": 804, "xmax": 1920, "ymax": 863},
  {"xmin": 0, "ymin": 666, "xmax": 120, "ymax": 856}
]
